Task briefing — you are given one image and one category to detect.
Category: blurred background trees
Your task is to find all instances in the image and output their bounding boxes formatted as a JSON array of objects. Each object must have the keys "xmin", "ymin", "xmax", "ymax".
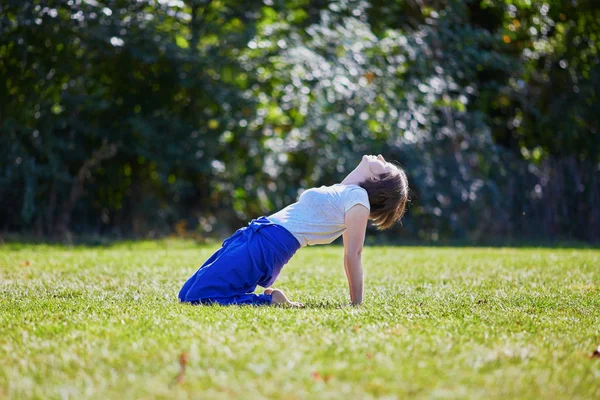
[{"xmin": 1, "ymin": 0, "xmax": 598, "ymax": 243}]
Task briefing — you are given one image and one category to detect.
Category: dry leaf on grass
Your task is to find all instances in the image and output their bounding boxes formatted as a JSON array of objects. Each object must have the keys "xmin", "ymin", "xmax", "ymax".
[
  {"xmin": 173, "ymin": 352, "xmax": 188, "ymax": 385},
  {"xmin": 311, "ymin": 371, "xmax": 333, "ymax": 382}
]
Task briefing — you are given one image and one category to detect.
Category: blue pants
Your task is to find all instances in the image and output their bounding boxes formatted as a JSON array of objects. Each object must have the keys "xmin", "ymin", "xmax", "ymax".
[{"xmin": 178, "ymin": 217, "xmax": 301, "ymax": 305}]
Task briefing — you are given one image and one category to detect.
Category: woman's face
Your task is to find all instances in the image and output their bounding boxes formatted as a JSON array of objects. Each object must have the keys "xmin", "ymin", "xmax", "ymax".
[{"xmin": 362, "ymin": 154, "xmax": 395, "ymax": 177}]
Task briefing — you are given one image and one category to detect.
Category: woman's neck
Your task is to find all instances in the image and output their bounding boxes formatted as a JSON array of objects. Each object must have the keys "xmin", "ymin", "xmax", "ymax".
[{"xmin": 341, "ymin": 165, "xmax": 368, "ymax": 185}]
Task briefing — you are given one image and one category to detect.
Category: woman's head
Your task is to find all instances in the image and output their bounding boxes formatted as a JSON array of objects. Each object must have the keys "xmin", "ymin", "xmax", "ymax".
[{"xmin": 357, "ymin": 155, "xmax": 409, "ymax": 230}]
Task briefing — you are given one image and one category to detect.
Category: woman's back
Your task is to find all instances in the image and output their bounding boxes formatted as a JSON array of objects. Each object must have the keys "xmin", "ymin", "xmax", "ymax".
[{"xmin": 268, "ymin": 184, "xmax": 370, "ymax": 247}]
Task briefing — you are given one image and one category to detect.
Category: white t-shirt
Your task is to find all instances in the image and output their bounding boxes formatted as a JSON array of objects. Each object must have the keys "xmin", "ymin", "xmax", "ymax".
[{"xmin": 268, "ymin": 184, "xmax": 370, "ymax": 247}]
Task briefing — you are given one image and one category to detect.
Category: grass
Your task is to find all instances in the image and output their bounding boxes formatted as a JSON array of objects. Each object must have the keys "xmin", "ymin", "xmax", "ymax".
[{"xmin": 1, "ymin": 241, "xmax": 599, "ymax": 399}]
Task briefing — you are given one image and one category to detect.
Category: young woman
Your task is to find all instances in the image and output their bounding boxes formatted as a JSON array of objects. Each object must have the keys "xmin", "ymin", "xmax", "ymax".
[{"xmin": 178, "ymin": 154, "xmax": 409, "ymax": 307}]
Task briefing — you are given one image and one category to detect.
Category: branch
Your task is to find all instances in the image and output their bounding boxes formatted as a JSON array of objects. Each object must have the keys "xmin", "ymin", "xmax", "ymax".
[{"xmin": 54, "ymin": 140, "xmax": 120, "ymax": 240}]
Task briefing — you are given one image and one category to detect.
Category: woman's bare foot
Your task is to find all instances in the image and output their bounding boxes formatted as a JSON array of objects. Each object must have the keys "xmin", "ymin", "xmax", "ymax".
[
  {"xmin": 263, "ymin": 287, "xmax": 275, "ymax": 295},
  {"xmin": 269, "ymin": 289, "xmax": 303, "ymax": 308}
]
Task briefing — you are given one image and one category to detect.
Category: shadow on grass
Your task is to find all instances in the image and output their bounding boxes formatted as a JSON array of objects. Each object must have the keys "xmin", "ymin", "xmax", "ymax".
[
  {"xmin": 177, "ymin": 300, "xmax": 347, "ymax": 310},
  {"xmin": 296, "ymin": 301, "xmax": 349, "ymax": 310},
  {"xmin": 0, "ymin": 234, "xmax": 216, "ymax": 250},
  {"xmin": 1, "ymin": 233, "xmax": 598, "ymax": 250}
]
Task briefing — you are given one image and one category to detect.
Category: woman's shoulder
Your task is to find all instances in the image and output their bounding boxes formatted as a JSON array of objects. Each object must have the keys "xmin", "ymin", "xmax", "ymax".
[
  {"xmin": 335, "ymin": 183, "xmax": 367, "ymax": 194},
  {"xmin": 305, "ymin": 183, "xmax": 367, "ymax": 197},
  {"xmin": 338, "ymin": 184, "xmax": 370, "ymax": 211}
]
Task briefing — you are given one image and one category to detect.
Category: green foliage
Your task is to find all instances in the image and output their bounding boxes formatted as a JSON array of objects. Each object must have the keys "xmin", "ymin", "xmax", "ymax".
[{"xmin": 0, "ymin": 0, "xmax": 598, "ymax": 242}]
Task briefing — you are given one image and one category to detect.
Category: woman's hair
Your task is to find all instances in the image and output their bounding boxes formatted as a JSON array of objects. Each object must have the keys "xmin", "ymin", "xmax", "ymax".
[{"xmin": 358, "ymin": 165, "xmax": 409, "ymax": 230}]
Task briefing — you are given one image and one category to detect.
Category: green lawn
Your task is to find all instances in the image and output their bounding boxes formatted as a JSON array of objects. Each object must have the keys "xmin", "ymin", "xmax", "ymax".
[{"xmin": 1, "ymin": 242, "xmax": 599, "ymax": 399}]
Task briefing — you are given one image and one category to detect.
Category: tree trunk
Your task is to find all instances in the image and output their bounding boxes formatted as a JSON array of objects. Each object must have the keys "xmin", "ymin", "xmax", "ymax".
[
  {"xmin": 54, "ymin": 140, "xmax": 119, "ymax": 241},
  {"xmin": 46, "ymin": 180, "xmax": 57, "ymax": 236}
]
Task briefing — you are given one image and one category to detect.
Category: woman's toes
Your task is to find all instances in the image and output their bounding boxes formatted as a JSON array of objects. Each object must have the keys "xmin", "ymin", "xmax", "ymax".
[{"xmin": 270, "ymin": 289, "xmax": 302, "ymax": 307}]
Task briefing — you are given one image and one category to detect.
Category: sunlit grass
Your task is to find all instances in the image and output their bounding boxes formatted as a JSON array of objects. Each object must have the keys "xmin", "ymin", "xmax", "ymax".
[{"xmin": 1, "ymin": 243, "xmax": 599, "ymax": 399}]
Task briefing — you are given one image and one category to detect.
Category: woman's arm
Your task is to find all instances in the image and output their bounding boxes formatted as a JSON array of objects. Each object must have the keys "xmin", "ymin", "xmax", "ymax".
[{"xmin": 342, "ymin": 204, "xmax": 369, "ymax": 305}]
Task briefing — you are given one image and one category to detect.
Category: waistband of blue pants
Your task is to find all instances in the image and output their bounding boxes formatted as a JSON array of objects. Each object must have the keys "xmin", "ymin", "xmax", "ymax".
[{"xmin": 222, "ymin": 216, "xmax": 301, "ymax": 254}]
